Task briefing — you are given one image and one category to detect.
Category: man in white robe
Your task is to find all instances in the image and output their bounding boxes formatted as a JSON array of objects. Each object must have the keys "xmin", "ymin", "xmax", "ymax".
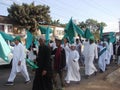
[
  {"xmin": 98, "ymin": 42, "xmax": 107, "ymax": 72},
  {"xmin": 75, "ymin": 38, "xmax": 83, "ymax": 65},
  {"xmin": 106, "ymin": 42, "xmax": 113, "ymax": 65},
  {"xmin": 85, "ymin": 39, "xmax": 98, "ymax": 78},
  {"xmin": 82, "ymin": 39, "xmax": 89, "ymax": 65},
  {"xmin": 5, "ymin": 36, "xmax": 30, "ymax": 86},
  {"xmin": 65, "ymin": 44, "xmax": 81, "ymax": 84},
  {"xmin": 61, "ymin": 38, "xmax": 70, "ymax": 69},
  {"xmin": 83, "ymin": 39, "xmax": 89, "ymax": 57}
]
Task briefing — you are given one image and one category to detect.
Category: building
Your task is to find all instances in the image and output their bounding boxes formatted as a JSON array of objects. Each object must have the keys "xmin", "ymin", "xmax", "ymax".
[
  {"xmin": 38, "ymin": 25, "xmax": 65, "ymax": 40},
  {"xmin": 0, "ymin": 15, "xmax": 14, "ymax": 34},
  {"xmin": 103, "ymin": 32, "xmax": 120, "ymax": 42},
  {"xmin": 50, "ymin": 25, "xmax": 64, "ymax": 39},
  {"xmin": 0, "ymin": 15, "xmax": 65, "ymax": 39}
]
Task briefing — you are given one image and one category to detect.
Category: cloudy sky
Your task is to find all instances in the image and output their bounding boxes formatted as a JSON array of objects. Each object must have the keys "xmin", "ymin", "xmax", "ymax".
[{"xmin": 0, "ymin": 0, "xmax": 120, "ymax": 32}]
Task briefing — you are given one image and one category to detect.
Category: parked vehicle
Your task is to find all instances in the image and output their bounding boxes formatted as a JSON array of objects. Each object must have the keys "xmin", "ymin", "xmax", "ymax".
[{"xmin": 0, "ymin": 53, "xmax": 13, "ymax": 65}]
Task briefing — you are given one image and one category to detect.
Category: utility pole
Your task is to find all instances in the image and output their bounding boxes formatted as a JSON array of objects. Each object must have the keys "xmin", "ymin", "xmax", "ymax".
[
  {"xmin": 119, "ymin": 19, "xmax": 120, "ymax": 33},
  {"xmin": 119, "ymin": 19, "xmax": 120, "ymax": 39}
]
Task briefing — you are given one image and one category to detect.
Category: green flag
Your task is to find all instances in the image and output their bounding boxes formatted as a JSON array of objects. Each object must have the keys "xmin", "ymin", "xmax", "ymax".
[
  {"xmin": 45, "ymin": 27, "xmax": 50, "ymax": 45},
  {"xmin": 39, "ymin": 26, "xmax": 47, "ymax": 34},
  {"xmin": 34, "ymin": 38, "xmax": 39, "ymax": 47},
  {"xmin": 73, "ymin": 24, "xmax": 84, "ymax": 37},
  {"xmin": 39, "ymin": 26, "xmax": 52, "ymax": 34},
  {"xmin": 26, "ymin": 30, "xmax": 33, "ymax": 49},
  {"xmin": 39, "ymin": 26, "xmax": 52, "ymax": 45},
  {"xmin": 0, "ymin": 31, "xmax": 14, "ymax": 41},
  {"xmin": 84, "ymin": 28, "xmax": 93, "ymax": 39},
  {"xmin": 0, "ymin": 34, "xmax": 11, "ymax": 62},
  {"xmin": 109, "ymin": 32, "xmax": 116, "ymax": 43},
  {"xmin": 26, "ymin": 58, "xmax": 39, "ymax": 69},
  {"xmin": 64, "ymin": 18, "xmax": 75, "ymax": 44}
]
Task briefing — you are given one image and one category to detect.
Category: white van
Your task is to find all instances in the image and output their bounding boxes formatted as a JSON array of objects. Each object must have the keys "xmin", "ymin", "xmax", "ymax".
[
  {"xmin": 0, "ymin": 41, "xmax": 13, "ymax": 66},
  {"xmin": 0, "ymin": 53, "xmax": 13, "ymax": 65}
]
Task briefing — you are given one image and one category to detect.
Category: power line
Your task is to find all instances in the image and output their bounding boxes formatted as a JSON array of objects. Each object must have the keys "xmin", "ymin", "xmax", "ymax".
[
  {"xmin": 8, "ymin": 0, "xmax": 22, "ymax": 4},
  {"xmin": 36, "ymin": 1, "xmax": 88, "ymax": 22},
  {"xmin": 35, "ymin": 0, "xmax": 77, "ymax": 22},
  {"xmin": 91, "ymin": 0, "xmax": 118, "ymax": 19},
  {"xmin": 0, "ymin": 2, "xmax": 11, "ymax": 7},
  {"xmin": 80, "ymin": 0, "xmax": 117, "ymax": 21},
  {"xmin": 55, "ymin": 0, "xmax": 117, "ymax": 23}
]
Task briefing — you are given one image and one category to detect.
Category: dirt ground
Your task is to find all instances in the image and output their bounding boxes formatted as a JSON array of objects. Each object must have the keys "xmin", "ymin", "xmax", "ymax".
[
  {"xmin": 0, "ymin": 62, "xmax": 120, "ymax": 90},
  {"xmin": 65, "ymin": 63, "xmax": 120, "ymax": 90}
]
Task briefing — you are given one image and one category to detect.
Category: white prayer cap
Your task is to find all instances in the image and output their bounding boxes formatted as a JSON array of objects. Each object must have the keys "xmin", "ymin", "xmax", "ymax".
[
  {"xmin": 55, "ymin": 36, "xmax": 63, "ymax": 41},
  {"xmin": 100, "ymin": 41, "xmax": 103, "ymax": 44},
  {"xmin": 70, "ymin": 43, "xmax": 76, "ymax": 46},
  {"xmin": 75, "ymin": 36, "xmax": 79, "ymax": 39},
  {"xmin": 103, "ymin": 41, "xmax": 106, "ymax": 45}
]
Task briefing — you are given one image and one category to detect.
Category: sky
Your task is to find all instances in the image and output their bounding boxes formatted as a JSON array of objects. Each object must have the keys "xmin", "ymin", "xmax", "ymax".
[{"xmin": 0, "ymin": 0, "xmax": 120, "ymax": 32}]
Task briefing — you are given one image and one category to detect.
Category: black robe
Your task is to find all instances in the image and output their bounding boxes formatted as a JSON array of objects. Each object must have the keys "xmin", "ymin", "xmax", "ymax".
[
  {"xmin": 117, "ymin": 45, "xmax": 120, "ymax": 56},
  {"xmin": 32, "ymin": 45, "xmax": 53, "ymax": 90}
]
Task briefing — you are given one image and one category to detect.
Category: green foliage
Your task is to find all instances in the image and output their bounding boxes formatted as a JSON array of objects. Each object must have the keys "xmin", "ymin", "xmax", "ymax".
[
  {"xmin": 51, "ymin": 19, "xmax": 66, "ymax": 27},
  {"xmin": 7, "ymin": 2, "xmax": 51, "ymax": 31},
  {"xmin": 78, "ymin": 19, "xmax": 107, "ymax": 32}
]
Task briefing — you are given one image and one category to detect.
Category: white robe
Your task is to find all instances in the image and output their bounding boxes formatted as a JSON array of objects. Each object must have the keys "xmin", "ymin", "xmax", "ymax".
[
  {"xmin": 106, "ymin": 42, "xmax": 113, "ymax": 65},
  {"xmin": 98, "ymin": 47, "xmax": 107, "ymax": 72},
  {"xmin": 12, "ymin": 43, "xmax": 26, "ymax": 72},
  {"xmin": 8, "ymin": 43, "xmax": 30, "ymax": 82},
  {"xmin": 27, "ymin": 50, "xmax": 36, "ymax": 61},
  {"xmin": 85, "ymin": 43, "xmax": 98, "ymax": 76},
  {"xmin": 76, "ymin": 42, "xmax": 82, "ymax": 55},
  {"xmin": 62, "ymin": 43, "xmax": 70, "ymax": 68},
  {"xmin": 65, "ymin": 49, "xmax": 81, "ymax": 83},
  {"xmin": 82, "ymin": 41, "xmax": 89, "ymax": 57}
]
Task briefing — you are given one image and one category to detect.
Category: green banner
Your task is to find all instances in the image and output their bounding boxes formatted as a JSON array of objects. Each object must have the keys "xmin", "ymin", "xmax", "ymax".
[
  {"xmin": 0, "ymin": 34, "xmax": 11, "ymax": 62},
  {"xmin": 26, "ymin": 58, "xmax": 39, "ymax": 69},
  {"xmin": 98, "ymin": 48, "xmax": 107, "ymax": 57}
]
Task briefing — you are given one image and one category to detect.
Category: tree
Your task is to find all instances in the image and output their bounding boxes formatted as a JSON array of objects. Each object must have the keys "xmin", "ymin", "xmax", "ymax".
[
  {"xmin": 7, "ymin": 2, "xmax": 51, "ymax": 32},
  {"xmin": 78, "ymin": 19, "xmax": 107, "ymax": 32},
  {"xmin": 78, "ymin": 21, "xmax": 86, "ymax": 30},
  {"xmin": 51, "ymin": 19, "xmax": 60, "ymax": 25},
  {"xmin": 51, "ymin": 19, "xmax": 66, "ymax": 27}
]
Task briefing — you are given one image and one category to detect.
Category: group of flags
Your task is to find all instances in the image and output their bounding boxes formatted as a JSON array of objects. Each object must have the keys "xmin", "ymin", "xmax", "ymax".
[
  {"xmin": 64, "ymin": 18, "xmax": 98, "ymax": 44},
  {"xmin": 0, "ymin": 31, "xmax": 38, "ymax": 69},
  {"xmin": 0, "ymin": 33, "xmax": 11, "ymax": 62},
  {"xmin": 64, "ymin": 18, "xmax": 116, "ymax": 44},
  {"xmin": 0, "ymin": 18, "xmax": 116, "ymax": 69}
]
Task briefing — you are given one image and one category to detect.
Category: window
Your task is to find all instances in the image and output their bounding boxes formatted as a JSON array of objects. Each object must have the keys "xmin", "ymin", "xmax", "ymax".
[
  {"xmin": 8, "ymin": 25, "xmax": 13, "ymax": 32},
  {"xmin": 0, "ymin": 25, "xmax": 4, "ymax": 31}
]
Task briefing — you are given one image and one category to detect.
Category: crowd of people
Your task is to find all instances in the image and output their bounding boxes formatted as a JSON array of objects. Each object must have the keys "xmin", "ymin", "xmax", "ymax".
[{"xmin": 5, "ymin": 35, "xmax": 120, "ymax": 90}]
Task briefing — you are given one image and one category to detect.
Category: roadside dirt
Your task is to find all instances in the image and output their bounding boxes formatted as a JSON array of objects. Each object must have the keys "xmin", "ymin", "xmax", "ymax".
[{"xmin": 65, "ymin": 63, "xmax": 120, "ymax": 90}]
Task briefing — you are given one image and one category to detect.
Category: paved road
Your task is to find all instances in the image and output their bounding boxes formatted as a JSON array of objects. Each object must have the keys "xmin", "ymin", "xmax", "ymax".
[
  {"xmin": 0, "ymin": 63, "xmax": 120, "ymax": 90},
  {"xmin": 0, "ymin": 65, "xmax": 84, "ymax": 90},
  {"xmin": 0, "ymin": 66, "xmax": 33, "ymax": 90}
]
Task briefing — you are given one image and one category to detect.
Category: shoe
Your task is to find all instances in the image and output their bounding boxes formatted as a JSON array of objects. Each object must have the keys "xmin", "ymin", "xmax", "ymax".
[
  {"xmin": 94, "ymin": 71, "xmax": 97, "ymax": 76},
  {"xmin": 85, "ymin": 75, "xmax": 90, "ymax": 79},
  {"xmin": 75, "ymin": 81, "xmax": 80, "ymax": 84},
  {"xmin": 25, "ymin": 80, "xmax": 31, "ymax": 84},
  {"xmin": 5, "ymin": 82, "xmax": 14, "ymax": 86},
  {"xmin": 99, "ymin": 69, "xmax": 104, "ymax": 73}
]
